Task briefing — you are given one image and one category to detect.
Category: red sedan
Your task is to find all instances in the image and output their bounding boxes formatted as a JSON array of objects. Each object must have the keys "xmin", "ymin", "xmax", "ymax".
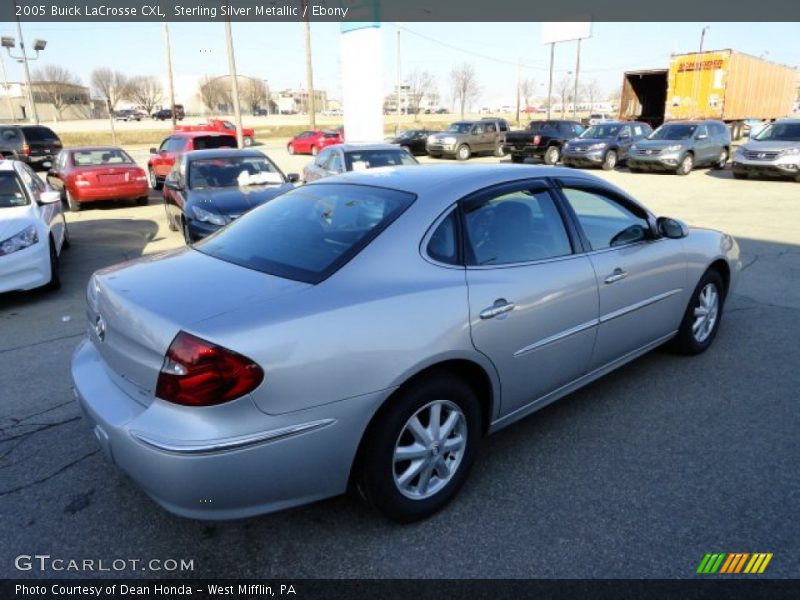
[
  {"xmin": 147, "ymin": 131, "xmax": 238, "ymax": 190},
  {"xmin": 46, "ymin": 146, "xmax": 149, "ymax": 212},
  {"xmin": 287, "ymin": 129, "xmax": 343, "ymax": 155}
]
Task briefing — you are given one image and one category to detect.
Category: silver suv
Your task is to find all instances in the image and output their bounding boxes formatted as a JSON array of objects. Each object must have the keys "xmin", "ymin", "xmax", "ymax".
[
  {"xmin": 426, "ymin": 119, "xmax": 506, "ymax": 160},
  {"xmin": 627, "ymin": 120, "xmax": 731, "ymax": 175},
  {"xmin": 732, "ymin": 119, "xmax": 800, "ymax": 182}
]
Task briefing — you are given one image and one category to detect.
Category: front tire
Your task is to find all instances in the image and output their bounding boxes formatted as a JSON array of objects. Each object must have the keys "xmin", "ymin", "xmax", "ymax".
[
  {"xmin": 543, "ymin": 145, "xmax": 560, "ymax": 165},
  {"xmin": 356, "ymin": 374, "xmax": 482, "ymax": 523},
  {"xmin": 602, "ymin": 150, "xmax": 618, "ymax": 171},
  {"xmin": 673, "ymin": 269, "xmax": 725, "ymax": 355},
  {"xmin": 676, "ymin": 153, "xmax": 694, "ymax": 176},
  {"xmin": 455, "ymin": 144, "xmax": 471, "ymax": 161}
]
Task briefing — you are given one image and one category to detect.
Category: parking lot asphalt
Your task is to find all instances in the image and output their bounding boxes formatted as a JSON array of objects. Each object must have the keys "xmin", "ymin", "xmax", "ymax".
[{"xmin": 1, "ymin": 145, "xmax": 798, "ymax": 579}]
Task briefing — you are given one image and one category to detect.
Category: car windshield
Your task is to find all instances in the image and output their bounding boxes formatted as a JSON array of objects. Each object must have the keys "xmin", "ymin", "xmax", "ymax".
[
  {"xmin": 580, "ymin": 124, "xmax": 621, "ymax": 139},
  {"xmin": 188, "ymin": 156, "xmax": 282, "ymax": 189},
  {"xmin": 71, "ymin": 148, "xmax": 134, "ymax": 166},
  {"xmin": 344, "ymin": 150, "xmax": 418, "ymax": 170},
  {"xmin": 195, "ymin": 184, "xmax": 415, "ymax": 283},
  {"xmin": 0, "ymin": 172, "xmax": 29, "ymax": 208},
  {"xmin": 753, "ymin": 122, "xmax": 800, "ymax": 142},
  {"xmin": 649, "ymin": 124, "xmax": 697, "ymax": 140},
  {"xmin": 446, "ymin": 123, "xmax": 472, "ymax": 134}
]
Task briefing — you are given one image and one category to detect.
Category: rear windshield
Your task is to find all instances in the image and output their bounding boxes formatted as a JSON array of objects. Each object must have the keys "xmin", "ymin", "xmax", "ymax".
[
  {"xmin": 528, "ymin": 121, "xmax": 559, "ymax": 132},
  {"xmin": 195, "ymin": 184, "xmax": 415, "ymax": 283},
  {"xmin": 193, "ymin": 136, "xmax": 237, "ymax": 150},
  {"xmin": 753, "ymin": 122, "xmax": 800, "ymax": 142},
  {"xmin": 344, "ymin": 150, "xmax": 418, "ymax": 170},
  {"xmin": 0, "ymin": 172, "xmax": 29, "ymax": 208},
  {"xmin": 71, "ymin": 148, "xmax": 134, "ymax": 166},
  {"xmin": 21, "ymin": 126, "xmax": 60, "ymax": 142},
  {"xmin": 188, "ymin": 155, "xmax": 282, "ymax": 189}
]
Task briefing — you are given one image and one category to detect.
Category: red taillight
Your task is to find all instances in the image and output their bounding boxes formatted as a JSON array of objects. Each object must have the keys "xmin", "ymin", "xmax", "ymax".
[
  {"xmin": 21, "ymin": 144, "xmax": 30, "ymax": 156},
  {"xmin": 533, "ymin": 135, "xmax": 541, "ymax": 146},
  {"xmin": 74, "ymin": 173, "xmax": 90, "ymax": 187},
  {"xmin": 155, "ymin": 331, "xmax": 264, "ymax": 407}
]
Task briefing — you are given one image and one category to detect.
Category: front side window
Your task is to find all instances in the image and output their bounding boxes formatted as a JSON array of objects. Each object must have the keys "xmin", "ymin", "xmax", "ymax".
[
  {"xmin": 196, "ymin": 184, "xmax": 415, "ymax": 283},
  {"xmin": 464, "ymin": 189, "xmax": 572, "ymax": 266},
  {"xmin": 561, "ymin": 187, "xmax": 650, "ymax": 250}
]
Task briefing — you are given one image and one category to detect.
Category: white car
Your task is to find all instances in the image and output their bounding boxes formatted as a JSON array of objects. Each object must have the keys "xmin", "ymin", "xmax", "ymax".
[{"xmin": 0, "ymin": 159, "xmax": 69, "ymax": 293}]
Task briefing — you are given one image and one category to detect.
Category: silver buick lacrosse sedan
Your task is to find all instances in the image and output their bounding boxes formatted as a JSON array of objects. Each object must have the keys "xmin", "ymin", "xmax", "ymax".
[{"xmin": 72, "ymin": 164, "xmax": 740, "ymax": 522}]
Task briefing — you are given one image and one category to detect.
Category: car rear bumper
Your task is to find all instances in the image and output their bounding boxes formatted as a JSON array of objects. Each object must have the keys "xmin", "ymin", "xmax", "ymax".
[
  {"xmin": 71, "ymin": 338, "xmax": 387, "ymax": 519},
  {"xmin": 72, "ymin": 183, "xmax": 149, "ymax": 202},
  {"xmin": 0, "ymin": 240, "xmax": 50, "ymax": 293}
]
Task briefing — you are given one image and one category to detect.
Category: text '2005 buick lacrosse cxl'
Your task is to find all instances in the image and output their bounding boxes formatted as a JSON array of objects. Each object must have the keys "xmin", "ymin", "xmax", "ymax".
[{"xmin": 71, "ymin": 164, "xmax": 741, "ymax": 523}]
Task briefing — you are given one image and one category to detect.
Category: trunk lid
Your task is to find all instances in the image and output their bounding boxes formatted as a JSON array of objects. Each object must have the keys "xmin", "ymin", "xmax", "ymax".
[{"xmin": 87, "ymin": 247, "xmax": 310, "ymax": 405}]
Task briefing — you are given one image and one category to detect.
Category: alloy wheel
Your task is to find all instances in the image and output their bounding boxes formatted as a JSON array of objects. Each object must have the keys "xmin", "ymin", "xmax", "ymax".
[
  {"xmin": 692, "ymin": 283, "xmax": 719, "ymax": 343},
  {"xmin": 392, "ymin": 400, "xmax": 467, "ymax": 501}
]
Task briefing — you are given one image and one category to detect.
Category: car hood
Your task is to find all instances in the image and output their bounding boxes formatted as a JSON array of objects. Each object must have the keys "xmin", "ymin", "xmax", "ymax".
[
  {"xmin": 429, "ymin": 132, "xmax": 462, "ymax": 141},
  {"xmin": 568, "ymin": 138, "xmax": 612, "ymax": 147},
  {"xmin": 740, "ymin": 140, "xmax": 800, "ymax": 152},
  {"xmin": 187, "ymin": 184, "xmax": 294, "ymax": 215},
  {"xmin": 0, "ymin": 205, "xmax": 37, "ymax": 241}
]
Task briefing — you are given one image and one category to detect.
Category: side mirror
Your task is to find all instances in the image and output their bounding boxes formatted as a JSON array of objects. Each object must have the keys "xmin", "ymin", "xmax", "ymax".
[
  {"xmin": 657, "ymin": 216, "xmax": 689, "ymax": 239},
  {"xmin": 286, "ymin": 173, "xmax": 299, "ymax": 183},
  {"xmin": 149, "ymin": 147, "xmax": 158, "ymax": 154},
  {"xmin": 39, "ymin": 190, "xmax": 61, "ymax": 204}
]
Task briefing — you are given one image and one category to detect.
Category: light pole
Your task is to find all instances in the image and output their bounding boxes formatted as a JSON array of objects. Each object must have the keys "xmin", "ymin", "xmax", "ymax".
[
  {"xmin": 2, "ymin": 20, "xmax": 46, "ymax": 124},
  {"xmin": 699, "ymin": 26, "xmax": 710, "ymax": 54},
  {"xmin": 224, "ymin": 13, "xmax": 243, "ymax": 147},
  {"xmin": 162, "ymin": 21, "xmax": 177, "ymax": 128}
]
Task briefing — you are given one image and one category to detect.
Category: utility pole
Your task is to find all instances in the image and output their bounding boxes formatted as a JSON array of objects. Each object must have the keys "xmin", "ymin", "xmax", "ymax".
[
  {"xmin": 546, "ymin": 42, "xmax": 555, "ymax": 121},
  {"xmin": 572, "ymin": 39, "xmax": 581, "ymax": 119},
  {"xmin": 515, "ymin": 57, "xmax": 521, "ymax": 126},
  {"xmin": 303, "ymin": 3, "xmax": 315, "ymax": 129},
  {"xmin": 14, "ymin": 3, "xmax": 39, "ymax": 124},
  {"xmin": 0, "ymin": 54, "xmax": 14, "ymax": 122},
  {"xmin": 163, "ymin": 20, "xmax": 177, "ymax": 128},
  {"xmin": 224, "ymin": 14, "xmax": 243, "ymax": 147},
  {"xmin": 396, "ymin": 25, "xmax": 401, "ymax": 134}
]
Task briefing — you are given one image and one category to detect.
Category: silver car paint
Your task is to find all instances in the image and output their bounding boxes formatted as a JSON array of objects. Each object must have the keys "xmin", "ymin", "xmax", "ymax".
[{"xmin": 72, "ymin": 164, "xmax": 740, "ymax": 519}]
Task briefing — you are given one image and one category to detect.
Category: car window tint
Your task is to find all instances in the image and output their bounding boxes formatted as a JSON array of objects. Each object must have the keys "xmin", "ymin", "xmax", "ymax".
[
  {"xmin": 1, "ymin": 128, "xmax": 21, "ymax": 144},
  {"xmin": 0, "ymin": 171, "xmax": 29, "ymax": 208},
  {"xmin": 71, "ymin": 148, "xmax": 133, "ymax": 166},
  {"xmin": 464, "ymin": 189, "xmax": 572, "ymax": 266},
  {"xmin": 344, "ymin": 150, "xmax": 418, "ymax": 170},
  {"xmin": 427, "ymin": 211, "xmax": 458, "ymax": 265},
  {"xmin": 562, "ymin": 188, "xmax": 650, "ymax": 250},
  {"xmin": 196, "ymin": 184, "xmax": 415, "ymax": 284},
  {"xmin": 193, "ymin": 136, "xmax": 236, "ymax": 150},
  {"xmin": 21, "ymin": 126, "xmax": 59, "ymax": 142}
]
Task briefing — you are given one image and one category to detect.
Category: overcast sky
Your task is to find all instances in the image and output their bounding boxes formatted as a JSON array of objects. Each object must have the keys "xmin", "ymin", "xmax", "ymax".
[{"xmin": 2, "ymin": 21, "xmax": 798, "ymax": 107}]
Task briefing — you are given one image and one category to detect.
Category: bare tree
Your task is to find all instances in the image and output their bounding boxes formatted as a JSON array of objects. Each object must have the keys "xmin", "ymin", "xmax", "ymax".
[
  {"xmin": 199, "ymin": 76, "xmax": 226, "ymax": 113},
  {"xmin": 556, "ymin": 73, "xmax": 573, "ymax": 118},
  {"xmin": 450, "ymin": 63, "xmax": 480, "ymax": 119},
  {"xmin": 128, "ymin": 75, "xmax": 163, "ymax": 115},
  {"xmin": 31, "ymin": 65, "xmax": 86, "ymax": 120},
  {"xmin": 241, "ymin": 78, "xmax": 268, "ymax": 113},
  {"xmin": 582, "ymin": 80, "xmax": 602, "ymax": 111},
  {"xmin": 90, "ymin": 68, "xmax": 131, "ymax": 114},
  {"xmin": 406, "ymin": 69, "xmax": 436, "ymax": 117},
  {"xmin": 607, "ymin": 89, "xmax": 622, "ymax": 110},
  {"xmin": 520, "ymin": 78, "xmax": 536, "ymax": 112}
]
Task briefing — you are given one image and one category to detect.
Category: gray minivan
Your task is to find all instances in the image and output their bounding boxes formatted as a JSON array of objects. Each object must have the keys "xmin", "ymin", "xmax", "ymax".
[{"xmin": 627, "ymin": 120, "xmax": 731, "ymax": 175}]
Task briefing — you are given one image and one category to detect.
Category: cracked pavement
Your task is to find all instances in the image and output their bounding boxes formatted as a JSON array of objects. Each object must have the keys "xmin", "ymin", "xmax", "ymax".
[{"xmin": 0, "ymin": 148, "xmax": 798, "ymax": 579}]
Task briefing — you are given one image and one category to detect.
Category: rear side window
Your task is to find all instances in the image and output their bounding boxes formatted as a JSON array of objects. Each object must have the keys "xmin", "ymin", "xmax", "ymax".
[
  {"xmin": 427, "ymin": 211, "xmax": 459, "ymax": 265},
  {"xmin": 0, "ymin": 128, "xmax": 22, "ymax": 146},
  {"xmin": 21, "ymin": 126, "xmax": 59, "ymax": 142},
  {"xmin": 193, "ymin": 136, "xmax": 237, "ymax": 150},
  {"xmin": 344, "ymin": 150, "xmax": 418, "ymax": 170},
  {"xmin": 196, "ymin": 184, "xmax": 415, "ymax": 283}
]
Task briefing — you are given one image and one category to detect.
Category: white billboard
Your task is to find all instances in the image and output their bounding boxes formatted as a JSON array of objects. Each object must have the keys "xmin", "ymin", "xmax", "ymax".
[{"xmin": 541, "ymin": 22, "xmax": 592, "ymax": 45}]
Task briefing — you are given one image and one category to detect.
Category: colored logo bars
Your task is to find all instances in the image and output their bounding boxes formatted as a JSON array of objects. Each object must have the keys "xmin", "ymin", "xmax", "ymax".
[{"xmin": 696, "ymin": 553, "xmax": 773, "ymax": 574}]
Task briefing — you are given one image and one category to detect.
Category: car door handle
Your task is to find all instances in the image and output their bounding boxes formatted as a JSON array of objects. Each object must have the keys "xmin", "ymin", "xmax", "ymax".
[
  {"xmin": 479, "ymin": 299, "xmax": 516, "ymax": 319},
  {"xmin": 604, "ymin": 268, "xmax": 628, "ymax": 284}
]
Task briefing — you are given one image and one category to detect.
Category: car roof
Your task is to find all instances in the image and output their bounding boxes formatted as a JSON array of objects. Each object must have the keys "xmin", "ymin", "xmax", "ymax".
[
  {"xmin": 171, "ymin": 131, "xmax": 236, "ymax": 138},
  {"xmin": 309, "ymin": 163, "xmax": 601, "ymax": 195},
  {"xmin": 327, "ymin": 143, "xmax": 409, "ymax": 152},
  {"xmin": 0, "ymin": 159, "xmax": 18, "ymax": 171},
  {"xmin": 183, "ymin": 148, "xmax": 266, "ymax": 160}
]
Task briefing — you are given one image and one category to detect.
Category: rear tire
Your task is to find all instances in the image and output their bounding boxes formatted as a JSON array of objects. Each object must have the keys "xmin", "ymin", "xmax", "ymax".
[
  {"xmin": 356, "ymin": 373, "xmax": 482, "ymax": 523},
  {"xmin": 543, "ymin": 145, "xmax": 560, "ymax": 165},
  {"xmin": 287, "ymin": 144, "xmax": 295, "ymax": 155},
  {"xmin": 243, "ymin": 136, "xmax": 254, "ymax": 147},
  {"xmin": 66, "ymin": 190, "xmax": 81, "ymax": 212},
  {"xmin": 672, "ymin": 269, "xmax": 725, "ymax": 355},
  {"xmin": 311, "ymin": 145, "xmax": 318, "ymax": 156},
  {"xmin": 149, "ymin": 168, "xmax": 162, "ymax": 191}
]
